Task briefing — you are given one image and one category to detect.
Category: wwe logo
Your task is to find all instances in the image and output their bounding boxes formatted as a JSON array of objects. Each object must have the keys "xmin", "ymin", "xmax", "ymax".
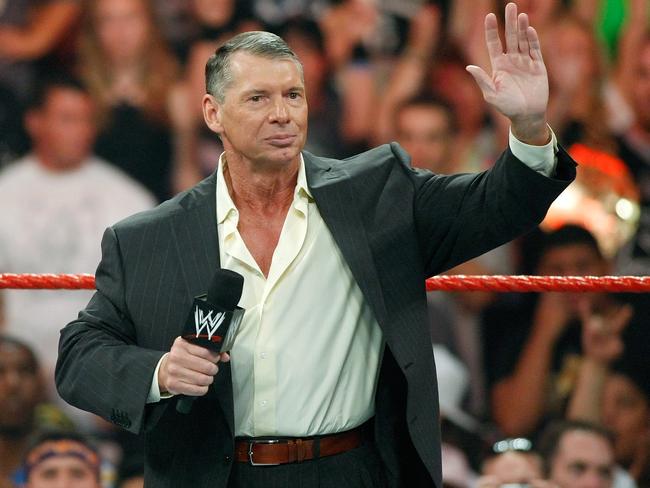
[{"xmin": 194, "ymin": 306, "xmax": 227, "ymax": 341}]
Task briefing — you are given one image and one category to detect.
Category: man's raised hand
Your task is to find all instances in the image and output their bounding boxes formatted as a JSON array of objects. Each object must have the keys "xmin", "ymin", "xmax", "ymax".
[{"xmin": 466, "ymin": 2, "xmax": 550, "ymax": 145}]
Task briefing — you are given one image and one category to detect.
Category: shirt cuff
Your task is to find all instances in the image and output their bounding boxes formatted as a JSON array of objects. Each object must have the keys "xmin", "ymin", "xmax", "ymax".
[
  {"xmin": 146, "ymin": 353, "xmax": 174, "ymax": 403},
  {"xmin": 508, "ymin": 126, "xmax": 558, "ymax": 177}
]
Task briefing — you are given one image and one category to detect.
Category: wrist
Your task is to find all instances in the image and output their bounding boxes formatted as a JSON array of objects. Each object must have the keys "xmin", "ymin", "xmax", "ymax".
[{"xmin": 511, "ymin": 116, "xmax": 550, "ymax": 146}]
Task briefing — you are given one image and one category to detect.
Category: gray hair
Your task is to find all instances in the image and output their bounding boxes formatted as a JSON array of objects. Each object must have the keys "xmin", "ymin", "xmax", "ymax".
[{"xmin": 205, "ymin": 31, "xmax": 303, "ymax": 102}]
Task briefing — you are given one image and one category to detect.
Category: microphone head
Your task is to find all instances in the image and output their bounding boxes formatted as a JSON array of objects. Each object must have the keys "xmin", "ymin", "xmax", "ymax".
[{"xmin": 206, "ymin": 269, "xmax": 244, "ymax": 310}]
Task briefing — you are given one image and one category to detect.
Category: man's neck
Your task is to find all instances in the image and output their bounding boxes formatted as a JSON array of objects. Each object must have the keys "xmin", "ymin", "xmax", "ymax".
[{"xmin": 223, "ymin": 152, "xmax": 300, "ymax": 213}]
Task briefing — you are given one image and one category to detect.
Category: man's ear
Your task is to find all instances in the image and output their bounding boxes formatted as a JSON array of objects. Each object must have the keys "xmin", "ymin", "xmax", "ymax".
[{"xmin": 202, "ymin": 94, "xmax": 223, "ymax": 135}]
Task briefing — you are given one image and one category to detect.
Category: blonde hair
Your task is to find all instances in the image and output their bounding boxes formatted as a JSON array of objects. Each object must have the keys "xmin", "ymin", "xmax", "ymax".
[{"xmin": 78, "ymin": 0, "xmax": 178, "ymax": 125}]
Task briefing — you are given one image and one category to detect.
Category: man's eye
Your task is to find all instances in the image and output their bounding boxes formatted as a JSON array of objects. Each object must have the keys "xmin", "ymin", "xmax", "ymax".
[
  {"xmin": 289, "ymin": 92, "xmax": 300, "ymax": 99},
  {"xmin": 250, "ymin": 95, "xmax": 262, "ymax": 102}
]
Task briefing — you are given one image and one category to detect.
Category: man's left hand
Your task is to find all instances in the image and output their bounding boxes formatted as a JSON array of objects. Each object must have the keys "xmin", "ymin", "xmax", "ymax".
[{"xmin": 466, "ymin": 2, "xmax": 550, "ymax": 145}]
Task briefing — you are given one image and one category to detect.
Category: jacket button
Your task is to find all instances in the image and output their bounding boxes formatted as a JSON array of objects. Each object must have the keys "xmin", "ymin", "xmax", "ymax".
[{"xmin": 223, "ymin": 455, "xmax": 232, "ymax": 464}]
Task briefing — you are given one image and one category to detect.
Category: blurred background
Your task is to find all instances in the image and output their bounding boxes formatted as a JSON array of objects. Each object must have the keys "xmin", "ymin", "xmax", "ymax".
[{"xmin": 0, "ymin": 1, "xmax": 649, "ymax": 487}]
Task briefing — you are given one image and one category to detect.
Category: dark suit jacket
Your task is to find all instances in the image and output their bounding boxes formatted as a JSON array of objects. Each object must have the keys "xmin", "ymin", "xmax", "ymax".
[{"xmin": 56, "ymin": 142, "xmax": 575, "ymax": 487}]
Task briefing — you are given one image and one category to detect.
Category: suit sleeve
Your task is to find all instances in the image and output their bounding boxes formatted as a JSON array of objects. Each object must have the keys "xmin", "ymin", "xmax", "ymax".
[
  {"xmin": 398, "ymin": 142, "xmax": 577, "ymax": 276},
  {"xmin": 55, "ymin": 227, "xmax": 167, "ymax": 434}
]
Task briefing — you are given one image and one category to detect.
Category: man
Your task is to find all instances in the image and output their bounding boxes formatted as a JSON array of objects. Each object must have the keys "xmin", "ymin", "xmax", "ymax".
[
  {"xmin": 23, "ymin": 431, "xmax": 101, "ymax": 488},
  {"xmin": 56, "ymin": 4, "xmax": 576, "ymax": 487},
  {"xmin": 0, "ymin": 336, "xmax": 72, "ymax": 488},
  {"xmin": 394, "ymin": 95, "xmax": 456, "ymax": 174},
  {"xmin": 538, "ymin": 421, "xmax": 616, "ymax": 488},
  {"xmin": 0, "ymin": 75, "xmax": 155, "ymax": 428},
  {"xmin": 477, "ymin": 442, "xmax": 557, "ymax": 488}
]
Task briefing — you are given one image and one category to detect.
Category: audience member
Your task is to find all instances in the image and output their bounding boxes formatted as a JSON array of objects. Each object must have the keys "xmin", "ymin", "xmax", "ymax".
[
  {"xmin": 483, "ymin": 225, "xmax": 633, "ymax": 438},
  {"xmin": 538, "ymin": 420, "xmax": 635, "ymax": 488},
  {"xmin": 0, "ymin": 336, "xmax": 71, "ymax": 488},
  {"xmin": 78, "ymin": 0, "xmax": 179, "ymax": 202},
  {"xmin": 477, "ymin": 438, "xmax": 556, "ymax": 488},
  {"xmin": 570, "ymin": 351, "xmax": 650, "ymax": 486},
  {"xmin": 0, "ymin": 75, "xmax": 155, "ymax": 428},
  {"xmin": 394, "ymin": 95, "xmax": 456, "ymax": 174},
  {"xmin": 23, "ymin": 431, "xmax": 101, "ymax": 488}
]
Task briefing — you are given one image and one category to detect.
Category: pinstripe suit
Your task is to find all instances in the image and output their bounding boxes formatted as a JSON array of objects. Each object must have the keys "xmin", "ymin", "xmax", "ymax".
[{"xmin": 56, "ymin": 142, "xmax": 575, "ymax": 487}]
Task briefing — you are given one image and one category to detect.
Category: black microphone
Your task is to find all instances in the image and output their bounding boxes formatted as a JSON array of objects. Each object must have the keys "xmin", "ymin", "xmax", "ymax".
[{"xmin": 176, "ymin": 268, "xmax": 244, "ymax": 414}]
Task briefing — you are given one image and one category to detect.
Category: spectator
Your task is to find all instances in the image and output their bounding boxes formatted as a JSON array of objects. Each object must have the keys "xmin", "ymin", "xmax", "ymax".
[
  {"xmin": 602, "ymin": 358, "xmax": 650, "ymax": 486},
  {"xmin": 538, "ymin": 420, "xmax": 634, "ymax": 488},
  {"xmin": 23, "ymin": 431, "xmax": 101, "ymax": 488},
  {"xmin": 78, "ymin": 0, "xmax": 179, "ymax": 202},
  {"xmin": 0, "ymin": 0, "xmax": 81, "ymax": 166},
  {"xmin": 0, "ymin": 75, "xmax": 155, "ymax": 429},
  {"xmin": 570, "ymin": 352, "xmax": 650, "ymax": 486},
  {"xmin": 394, "ymin": 94, "xmax": 456, "ymax": 174},
  {"xmin": 483, "ymin": 225, "xmax": 633, "ymax": 438},
  {"xmin": 477, "ymin": 438, "xmax": 556, "ymax": 488},
  {"xmin": 0, "ymin": 336, "xmax": 71, "ymax": 488}
]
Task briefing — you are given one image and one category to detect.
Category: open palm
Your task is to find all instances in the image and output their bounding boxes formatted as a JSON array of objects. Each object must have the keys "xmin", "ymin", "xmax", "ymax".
[{"xmin": 467, "ymin": 3, "xmax": 548, "ymax": 124}]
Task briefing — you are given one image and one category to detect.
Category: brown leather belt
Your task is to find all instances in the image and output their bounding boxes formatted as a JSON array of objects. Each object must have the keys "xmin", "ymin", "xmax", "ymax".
[{"xmin": 235, "ymin": 426, "xmax": 366, "ymax": 465}]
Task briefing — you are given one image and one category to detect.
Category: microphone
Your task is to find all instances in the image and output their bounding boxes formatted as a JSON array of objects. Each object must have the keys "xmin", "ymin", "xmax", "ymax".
[{"xmin": 176, "ymin": 269, "xmax": 245, "ymax": 414}]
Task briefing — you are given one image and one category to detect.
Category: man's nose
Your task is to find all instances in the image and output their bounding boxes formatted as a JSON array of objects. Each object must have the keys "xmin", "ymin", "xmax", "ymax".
[{"xmin": 269, "ymin": 98, "xmax": 290, "ymax": 123}]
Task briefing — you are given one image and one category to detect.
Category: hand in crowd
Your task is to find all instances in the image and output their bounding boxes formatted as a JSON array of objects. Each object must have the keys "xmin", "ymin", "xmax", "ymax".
[
  {"xmin": 158, "ymin": 336, "xmax": 230, "ymax": 397},
  {"xmin": 532, "ymin": 292, "xmax": 574, "ymax": 343},
  {"xmin": 466, "ymin": 2, "xmax": 549, "ymax": 145},
  {"xmin": 579, "ymin": 301, "xmax": 632, "ymax": 365}
]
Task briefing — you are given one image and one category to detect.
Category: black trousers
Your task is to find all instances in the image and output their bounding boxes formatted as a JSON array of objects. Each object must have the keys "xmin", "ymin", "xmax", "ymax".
[{"xmin": 227, "ymin": 441, "xmax": 387, "ymax": 488}]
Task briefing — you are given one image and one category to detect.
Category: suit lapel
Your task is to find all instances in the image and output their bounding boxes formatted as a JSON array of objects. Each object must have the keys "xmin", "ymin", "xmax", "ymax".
[
  {"xmin": 304, "ymin": 152, "xmax": 388, "ymax": 328},
  {"xmin": 169, "ymin": 173, "xmax": 235, "ymax": 435}
]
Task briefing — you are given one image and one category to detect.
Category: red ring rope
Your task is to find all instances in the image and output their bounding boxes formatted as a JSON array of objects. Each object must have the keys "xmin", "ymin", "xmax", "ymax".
[{"xmin": 1, "ymin": 273, "xmax": 650, "ymax": 293}]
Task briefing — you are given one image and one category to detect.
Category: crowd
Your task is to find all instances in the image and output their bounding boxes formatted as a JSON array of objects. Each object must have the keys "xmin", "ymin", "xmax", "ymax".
[{"xmin": 0, "ymin": 0, "xmax": 648, "ymax": 487}]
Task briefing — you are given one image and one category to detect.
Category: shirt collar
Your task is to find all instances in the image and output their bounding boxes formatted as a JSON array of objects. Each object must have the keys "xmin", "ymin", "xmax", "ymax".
[{"xmin": 216, "ymin": 153, "xmax": 312, "ymax": 225}]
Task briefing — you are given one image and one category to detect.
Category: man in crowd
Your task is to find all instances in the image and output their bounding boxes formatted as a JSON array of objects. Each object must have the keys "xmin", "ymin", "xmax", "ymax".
[
  {"xmin": 23, "ymin": 431, "xmax": 101, "ymax": 488},
  {"xmin": 56, "ymin": 3, "xmax": 576, "ymax": 487},
  {"xmin": 0, "ymin": 75, "xmax": 155, "ymax": 428},
  {"xmin": 538, "ymin": 421, "xmax": 617, "ymax": 488}
]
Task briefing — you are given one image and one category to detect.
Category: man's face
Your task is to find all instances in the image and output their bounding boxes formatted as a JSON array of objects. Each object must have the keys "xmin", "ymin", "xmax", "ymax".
[
  {"xmin": 632, "ymin": 42, "xmax": 650, "ymax": 133},
  {"xmin": 26, "ymin": 88, "xmax": 96, "ymax": 170},
  {"xmin": 0, "ymin": 343, "xmax": 41, "ymax": 435},
  {"xmin": 206, "ymin": 52, "xmax": 308, "ymax": 168},
  {"xmin": 549, "ymin": 430, "xmax": 614, "ymax": 488},
  {"xmin": 396, "ymin": 104, "xmax": 453, "ymax": 173},
  {"xmin": 27, "ymin": 456, "xmax": 100, "ymax": 488},
  {"xmin": 537, "ymin": 243, "xmax": 607, "ymax": 312}
]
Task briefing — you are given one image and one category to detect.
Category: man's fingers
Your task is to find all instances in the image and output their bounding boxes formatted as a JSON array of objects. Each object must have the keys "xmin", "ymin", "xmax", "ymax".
[
  {"xmin": 527, "ymin": 26, "xmax": 544, "ymax": 62},
  {"xmin": 173, "ymin": 336, "xmax": 221, "ymax": 363},
  {"xmin": 167, "ymin": 352, "xmax": 219, "ymax": 377},
  {"xmin": 466, "ymin": 65, "xmax": 496, "ymax": 99},
  {"xmin": 504, "ymin": 2, "xmax": 518, "ymax": 54},
  {"xmin": 518, "ymin": 13, "xmax": 530, "ymax": 56},
  {"xmin": 484, "ymin": 12, "xmax": 502, "ymax": 72},
  {"xmin": 168, "ymin": 380, "xmax": 210, "ymax": 397}
]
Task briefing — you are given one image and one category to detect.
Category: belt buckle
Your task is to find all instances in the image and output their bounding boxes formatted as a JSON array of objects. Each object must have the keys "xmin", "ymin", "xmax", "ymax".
[{"xmin": 248, "ymin": 439, "xmax": 282, "ymax": 466}]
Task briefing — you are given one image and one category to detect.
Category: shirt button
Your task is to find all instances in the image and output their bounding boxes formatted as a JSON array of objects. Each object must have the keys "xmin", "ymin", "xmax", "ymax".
[
  {"xmin": 260, "ymin": 352, "xmax": 267, "ymax": 359},
  {"xmin": 261, "ymin": 400, "xmax": 268, "ymax": 407}
]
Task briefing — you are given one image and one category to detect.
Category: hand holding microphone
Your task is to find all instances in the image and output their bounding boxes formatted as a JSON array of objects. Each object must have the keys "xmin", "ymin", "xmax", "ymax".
[{"xmin": 157, "ymin": 269, "xmax": 244, "ymax": 413}]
